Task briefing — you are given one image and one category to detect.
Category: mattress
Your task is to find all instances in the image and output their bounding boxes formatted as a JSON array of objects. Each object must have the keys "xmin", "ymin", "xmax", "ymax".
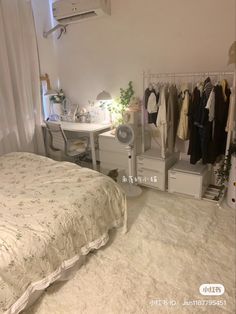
[{"xmin": 0, "ymin": 152, "xmax": 127, "ymax": 314}]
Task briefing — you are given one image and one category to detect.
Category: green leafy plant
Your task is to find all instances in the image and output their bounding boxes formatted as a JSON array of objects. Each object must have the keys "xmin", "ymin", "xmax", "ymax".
[
  {"xmin": 100, "ymin": 81, "xmax": 134, "ymax": 126},
  {"xmin": 215, "ymin": 143, "xmax": 236, "ymax": 186},
  {"xmin": 50, "ymin": 89, "xmax": 66, "ymax": 103},
  {"xmin": 119, "ymin": 81, "xmax": 135, "ymax": 113}
]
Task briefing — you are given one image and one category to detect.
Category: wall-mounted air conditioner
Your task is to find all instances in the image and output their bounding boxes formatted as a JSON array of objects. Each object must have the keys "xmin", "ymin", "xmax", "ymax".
[{"xmin": 53, "ymin": 0, "xmax": 111, "ymax": 24}]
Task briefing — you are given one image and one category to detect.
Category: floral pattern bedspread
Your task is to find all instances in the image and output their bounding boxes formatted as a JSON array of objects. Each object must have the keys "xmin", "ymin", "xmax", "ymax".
[{"xmin": 0, "ymin": 153, "xmax": 126, "ymax": 313}]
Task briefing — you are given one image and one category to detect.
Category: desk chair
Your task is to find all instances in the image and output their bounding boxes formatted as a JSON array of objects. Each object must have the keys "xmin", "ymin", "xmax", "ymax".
[{"xmin": 45, "ymin": 121, "xmax": 89, "ymax": 164}]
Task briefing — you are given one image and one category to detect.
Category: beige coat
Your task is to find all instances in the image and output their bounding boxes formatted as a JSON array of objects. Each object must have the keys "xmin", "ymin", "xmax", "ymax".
[{"xmin": 177, "ymin": 85, "xmax": 190, "ymax": 141}]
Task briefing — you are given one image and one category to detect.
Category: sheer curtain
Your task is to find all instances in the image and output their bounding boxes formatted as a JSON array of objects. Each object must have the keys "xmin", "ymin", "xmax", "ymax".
[{"xmin": 0, "ymin": 0, "xmax": 45, "ymax": 155}]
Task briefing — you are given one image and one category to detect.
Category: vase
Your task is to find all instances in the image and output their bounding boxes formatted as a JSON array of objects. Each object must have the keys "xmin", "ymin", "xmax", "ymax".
[{"xmin": 52, "ymin": 102, "xmax": 63, "ymax": 116}]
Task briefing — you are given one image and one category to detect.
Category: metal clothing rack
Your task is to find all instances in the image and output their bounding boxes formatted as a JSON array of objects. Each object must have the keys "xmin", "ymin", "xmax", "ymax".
[{"xmin": 141, "ymin": 71, "xmax": 235, "ymax": 154}]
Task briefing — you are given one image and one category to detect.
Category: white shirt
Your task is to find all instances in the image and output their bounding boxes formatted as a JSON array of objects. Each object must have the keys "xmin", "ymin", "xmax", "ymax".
[
  {"xmin": 156, "ymin": 86, "xmax": 168, "ymax": 158},
  {"xmin": 226, "ymin": 86, "xmax": 235, "ymax": 132},
  {"xmin": 177, "ymin": 86, "xmax": 190, "ymax": 141},
  {"xmin": 147, "ymin": 92, "xmax": 157, "ymax": 113},
  {"xmin": 205, "ymin": 89, "xmax": 215, "ymax": 122}
]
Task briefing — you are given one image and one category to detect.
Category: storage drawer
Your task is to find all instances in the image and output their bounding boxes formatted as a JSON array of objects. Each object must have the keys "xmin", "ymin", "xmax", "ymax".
[
  {"xmin": 99, "ymin": 150, "xmax": 127, "ymax": 167},
  {"xmin": 137, "ymin": 156, "xmax": 165, "ymax": 173},
  {"xmin": 168, "ymin": 169, "xmax": 210, "ymax": 199},
  {"xmin": 137, "ymin": 168, "xmax": 165, "ymax": 191}
]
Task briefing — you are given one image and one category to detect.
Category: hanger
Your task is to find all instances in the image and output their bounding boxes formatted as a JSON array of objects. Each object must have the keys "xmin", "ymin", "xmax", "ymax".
[
  {"xmin": 191, "ymin": 76, "xmax": 194, "ymax": 92},
  {"xmin": 154, "ymin": 83, "xmax": 159, "ymax": 93},
  {"xmin": 148, "ymin": 82, "xmax": 153, "ymax": 90}
]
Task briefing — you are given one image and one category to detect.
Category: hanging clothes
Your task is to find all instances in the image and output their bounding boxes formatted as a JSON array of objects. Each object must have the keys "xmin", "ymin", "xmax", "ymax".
[
  {"xmin": 195, "ymin": 77, "xmax": 213, "ymax": 164},
  {"xmin": 188, "ymin": 86, "xmax": 202, "ymax": 164},
  {"xmin": 211, "ymin": 83, "xmax": 231, "ymax": 159},
  {"xmin": 226, "ymin": 85, "xmax": 235, "ymax": 133},
  {"xmin": 221, "ymin": 79, "xmax": 228, "ymax": 102},
  {"xmin": 205, "ymin": 89, "xmax": 215, "ymax": 122},
  {"xmin": 177, "ymin": 84, "xmax": 190, "ymax": 140},
  {"xmin": 156, "ymin": 85, "xmax": 168, "ymax": 158},
  {"xmin": 167, "ymin": 85, "xmax": 179, "ymax": 153},
  {"xmin": 188, "ymin": 78, "xmax": 231, "ymax": 165},
  {"xmin": 144, "ymin": 86, "xmax": 159, "ymax": 125},
  {"xmin": 194, "ymin": 77, "xmax": 213, "ymax": 128}
]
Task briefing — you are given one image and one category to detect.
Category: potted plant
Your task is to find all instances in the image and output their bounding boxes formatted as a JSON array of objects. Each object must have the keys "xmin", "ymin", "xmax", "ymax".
[
  {"xmin": 49, "ymin": 89, "xmax": 66, "ymax": 118},
  {"xmin": 215, "ymin": 143, "xmax": 236, "ymax": 186},
  {"xmin": 100, "ymin": 81, "xmax": 135, "ymax": 128}
]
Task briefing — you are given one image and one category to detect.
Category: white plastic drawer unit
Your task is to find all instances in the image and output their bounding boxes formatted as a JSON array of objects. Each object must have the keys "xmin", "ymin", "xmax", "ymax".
[
  {"xmin": 136, "ymin": 149, "xmax": 178, "ymax": 191},
  {"xmin": 137, "ymin": 155, "xmax": 166, "ymax": 172},
  {"xmin": 168, "ymin": 160, "xmax": 211, "ymax": 199},
  {"xmin": 98, "ymin": 130, "xmax": 151, "ymax": 175},
  {"xmin": 98, "ymin": 130, "xmax": 128, "ymax": 173},
  {"xmin": 99, "ymin": 150, "xmax": 127, "ymax": 168},
  {"xmin": 137, "ymin": 167, "xmax": 165, "ymax": 190}
]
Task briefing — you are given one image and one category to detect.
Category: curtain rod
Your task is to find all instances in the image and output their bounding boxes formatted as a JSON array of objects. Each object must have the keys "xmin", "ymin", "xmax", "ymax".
[{"xmin": 144, "ymin": 71, "xmax": 234, "ymax": 78}]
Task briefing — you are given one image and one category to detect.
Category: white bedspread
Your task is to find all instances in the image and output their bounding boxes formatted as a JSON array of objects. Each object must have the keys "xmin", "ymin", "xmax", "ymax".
[{"xmin": 0, "ymin": 153, "xmax": 126, "ymax": 314}]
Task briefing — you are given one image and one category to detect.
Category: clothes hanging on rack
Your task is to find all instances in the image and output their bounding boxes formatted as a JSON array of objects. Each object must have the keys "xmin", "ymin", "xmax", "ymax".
[
  {"xmin": 167, "ymin": 85, "xmax": 179, "ymax": 153},
  {"xmin": 156, "ymin": 85, "xmax": 169, "ymax": 158},
  {"xmin": 205, "ymin": 89, "xmax": 215, "ymax": 122},
  {"xmin": 226, "ymin": 85, "xmax": 235, "ymax": 133},
  {"xmin": 188, "ymin": 87, "xmax": 202, "ymax": 164},
  {"xmin": 211, "ymin": 83, "xmax": 231, "ymax": 160},
  {"xmin": 177, "ymin": 84, "xmax": 191, "ymax": 141},
  {"xmin": 144, "ymin": 87, "xmax": 159, "ymax": 125},
  {"xmin": 188, "ymin": 78, "xmax": 231, "ymax": 164},
  {"xmin": 142, "ymin": 72, "xmax": 234, "ymax": 166},
  {"xmin": 194, "ymin": 77, "xmax": 213, "ymax": 129},
  {"xmin": 197, "ymin": 77, "xmax": 214, "ymax": 164}
]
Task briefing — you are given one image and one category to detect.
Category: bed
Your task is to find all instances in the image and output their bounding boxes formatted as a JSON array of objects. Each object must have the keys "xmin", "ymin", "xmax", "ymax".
[{"xmin": 0, "ymin": 152, "xmax": 127, "ymax": 314}]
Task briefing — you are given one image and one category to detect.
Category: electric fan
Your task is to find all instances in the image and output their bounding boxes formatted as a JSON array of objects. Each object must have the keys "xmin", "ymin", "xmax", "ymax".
[{"xmin": 115, "ymin": 124, "xmax": 142, "ymax": 197}]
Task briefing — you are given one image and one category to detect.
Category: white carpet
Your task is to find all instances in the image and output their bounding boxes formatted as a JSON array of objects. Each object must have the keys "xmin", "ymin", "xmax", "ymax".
[{"xmin": 25, "ymin": 189, "xmax": 235, "ymax": 314}]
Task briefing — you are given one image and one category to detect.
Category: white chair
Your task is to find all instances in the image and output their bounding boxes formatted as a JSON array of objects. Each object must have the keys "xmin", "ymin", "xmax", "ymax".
[{"xmin": 45, "ymin": 121, "xmax": 89, "ymax": 163}]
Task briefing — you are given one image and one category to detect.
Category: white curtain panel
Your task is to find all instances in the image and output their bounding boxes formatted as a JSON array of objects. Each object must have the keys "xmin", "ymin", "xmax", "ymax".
[{"xmin": 0, "ymin": 0, "xmax": 45, "ymax": 155}]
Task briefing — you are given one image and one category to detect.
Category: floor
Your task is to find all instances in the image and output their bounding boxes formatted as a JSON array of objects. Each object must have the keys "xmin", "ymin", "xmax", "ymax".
[{"xmin": 25, "ymin": 188, "xmax": 235, "ymax": 314}]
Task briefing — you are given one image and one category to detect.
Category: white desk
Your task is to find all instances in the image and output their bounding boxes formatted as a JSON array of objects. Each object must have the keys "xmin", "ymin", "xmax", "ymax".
[{"xmin": 42, "ymin": 121, "xmax": 111, "ymax": 170}]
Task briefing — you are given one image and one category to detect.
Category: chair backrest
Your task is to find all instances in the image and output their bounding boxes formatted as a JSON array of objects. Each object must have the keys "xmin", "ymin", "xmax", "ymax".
[{"xmin": 45, "ymin": 121, "xmax": 67, "ymax": 152}]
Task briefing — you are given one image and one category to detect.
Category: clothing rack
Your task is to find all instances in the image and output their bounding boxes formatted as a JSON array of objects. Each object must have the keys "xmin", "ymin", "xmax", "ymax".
[
  {"xmin": 141, "ymin": 71, "xmax": 235, "ymax": 154},
  {"xmin": 143, "ymin": 71, "xmax": 234, "ymax": 79}
]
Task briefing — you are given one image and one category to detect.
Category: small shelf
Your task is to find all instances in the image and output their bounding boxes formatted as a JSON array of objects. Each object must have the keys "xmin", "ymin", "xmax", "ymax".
[{"xmin": 202, "ymin": 185, "xmax": 225, "ymax": 203}]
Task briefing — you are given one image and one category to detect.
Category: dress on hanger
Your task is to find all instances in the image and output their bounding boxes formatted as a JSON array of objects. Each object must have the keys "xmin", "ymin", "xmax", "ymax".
[
  {"xmin": 211, "ymin": 83, "xmax": 231, "ymax": 160},
  {"xmin": 195, "ymin": 77, "xmax": 213, "ymax": 164},
  {"xmin": 144, "ymin": 87, "xmax": 159, "ymax": 125},
  {"xmin": 226, "ymin": 85, "xmax": 235, "ymax": 133},
  {"xmin": 167, "ymin": 85, "xmax": 179, "ymax": 153},
  {"xmin": 156, "ymin": 85, "xmax": 168, "ymax": 158},
  {"xmin": 205, "ymin": 89, "xmax": 215, "ymax": 122},
  {"xmin": 177, "ymin": 84, "xmax": 190, "ymax": 141},
  {"xmin": 188, "ymin": 86, "xmax": 202, "ymax": 164}
]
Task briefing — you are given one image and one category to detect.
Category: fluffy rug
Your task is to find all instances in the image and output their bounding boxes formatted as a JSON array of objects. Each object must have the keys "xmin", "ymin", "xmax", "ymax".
[{"xmin": 25, "ymin": 189, "xmax": 235, "ymax": 314}]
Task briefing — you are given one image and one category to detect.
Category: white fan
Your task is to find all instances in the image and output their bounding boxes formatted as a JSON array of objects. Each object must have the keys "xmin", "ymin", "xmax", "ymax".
[{"xmin": 115, "ymin": 124, "xmax": 142, "ymax": 197}]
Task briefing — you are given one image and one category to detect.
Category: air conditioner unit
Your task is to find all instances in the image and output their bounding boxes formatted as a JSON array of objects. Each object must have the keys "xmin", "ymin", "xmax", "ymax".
[{"xmin": 53, "ymin": 0, "xmax": 111, "ymax": 24}]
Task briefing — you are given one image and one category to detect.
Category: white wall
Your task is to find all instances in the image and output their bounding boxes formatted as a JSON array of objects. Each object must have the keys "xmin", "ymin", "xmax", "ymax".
[
  {"xmin": 32, "ymin": 0, "xmax": 59, "ymax": 89},
  {"xmin": 53, "ymin": 0, "xmax": 236, "ymax": 105}
]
